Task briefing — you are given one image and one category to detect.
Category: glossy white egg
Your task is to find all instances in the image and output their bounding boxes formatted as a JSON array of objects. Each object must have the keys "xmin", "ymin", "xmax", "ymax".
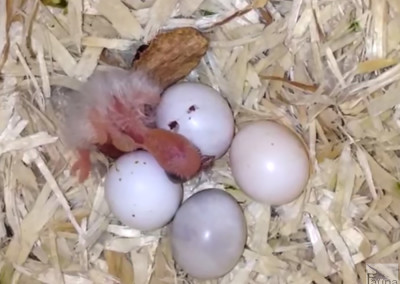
[
  {"xmin": 156, "ymin": 82, "xmax": 234, "ymax": 158},
  {"xmin": 104, "ymin": 151, "xmax": 183, "ymax": 231},
  {"xmin": 170, "ymin": 188, "xmax": 247, "ymax": 279},
  {"xmin": 229, "ymin": 120, "xmax": 310, "ymax": 205}
]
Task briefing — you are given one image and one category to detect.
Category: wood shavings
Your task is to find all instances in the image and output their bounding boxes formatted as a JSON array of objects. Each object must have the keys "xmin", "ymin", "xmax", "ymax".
[
  {"xmin": 14, "ymin": 45, "xmax": 45, "ymax": 110},
  {"xmin": 104, "ymin": 250, "xmax": 134, "ymax": 284},
  {"xmin": 2, "ymin": 155, "xmax": 20, "ymax": 241},
  {"xmin": 200, "ymin": 0, "xmax": 267, "ymax": 30},
  {"xmin": 356, "ymin": 147, "xmax": 378, "ymax": 200},
  {"xmin": 96, "ymin": 0, "xmax": 143, "ymax": 40},
  {"xmin": 369, "ymin": 0, "xmax": 388, "ymax": 58},
  {"xmin": 107, "ymin": 225, "xmax": 142, "ymax": 238},
  {"xmin": 73, "ymin": 47, "xmax": 102, "ymax": 81},
  {"xmin": 304, "ymin": 213, "xmax": 332, "ymax": 276},
  {"xmin": 0, "ymin": 114, "xmax": 28, "ymax": 143},
  {"xmin": 246, "ymin": 203, "xmax": 270, "ymax": 254},
  {"xmin": 27, "ymin": 149, "xmax": 84, "ymax": 235},
  {"xmin": 0, "ymin": 132, "xmax": 57, "ymax": 155},
  {"xmin": 367, "ymin": 241, "xmax": 400, "ymax": 262},
  {"xmin": 285, "ymin": 0, "xmax": 305, "ymax": 41},
  {"xmin": 122, "ymin": 0, "xmax": 156, "ymax": 10},
  {"xmin": 226, "ymin": 45, "xmax": 248, "ymax": 103},
  {"xmin": 132, "ymin": 246, "xmax": 154, "ymax": 284},
  {"xmin": 305, "ymin": 204, "xmax": 356, "ymax": 272},
  {"xmin": 367, "ymin": 82, "xmax": 400, "ymax": 116},
  {"xmin": 48, "ymin": 230, "xmax": 65, "ymax": 284},
  {"xmin": 0, "ymin": 0, "xmax": 12, "ymax": 70},
  {"xmin": 357, "ymin": 58, "xmax": 399, "ymax": 74},
  {"xmin": 33, "ymin": 24, "xmax": 77, "ymax": 77},
  {"xmin": 88, "ymin": 268, "xmax": 120, "ymax": 284},
  {"xmin": 0, "ymin": 0, "xmax": 7, "ymax": 59},
  {"xmin": 14, "ymin": 263, "xmax": 93, "ymax": 284},
  {"xmin": 333, "ymin": 144, "xmax": 356, "ymax": 228},
  {"xmin": 36, "ymin": 40, "xmax": 51, "ymax": 98},
  {"xmin": 0, "ymin": 93, "xmax": 17, "ymax": 133},
  {"xmin": 243, "ymin": 249, "xmax": 288, "ymax": 276},
  {"xmin": 81, "ymin": 37, "xmax": 135, "ymax": 50},
  {"xmin": 1, "ymin": 1, "xmax": 400, "ymax": 283},
  {"xmin": 104, "ymin": 236, "xmax": 159, "ymax": 253},
  {"xmin": 260, "ymin": 75, "xmax": 318, "ymax": 92},
  {"xmin": 325, "ymin": 47, "xmax": 346, "ymax": 88},
  {"xmin": 149, "ymin": 238, "xmax": 175, "ymax": 284},
  {"xmin": 13, "ymin": 159, "xmax": 38, "ymax": 191},
  {"xmin": 68, "ymin": 0, "xmax": 83, "ymax": 52},
  {"xmin": 365, "ymin": 152, "xmax": 400, "ymax": 197},
  {"xmin": 3, "ymin": 185, "xmax": 58, "ymax": 277},
  {"xmin": 179, "ymin": 0, "xmax": 206, "ymax": 16},
  {"xmin": 143, "ymin": 0, "xmax": 178, "ymax": 42},
  {"xmin": 387, "ymin": 16, "xmax": 400, "ymax": 52},
  {"xmin": 77, "ymin": 215, "xmax": 108, "ymax": 251}
]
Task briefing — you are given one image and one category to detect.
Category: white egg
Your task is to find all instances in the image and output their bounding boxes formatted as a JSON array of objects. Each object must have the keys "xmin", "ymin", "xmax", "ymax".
[
  {"xmin": 170, "ymin": 188, "xmax": 247, "ymax": 279},
  {"xmin": 229, "ymin": 120, "xmax": 310, "ymax": 205},
  {"xmin": 104, "ymin": 151, "xmax": 183, "ymax": 231},
  {"xmin": 156, "ymin": 82, "xmax": 234, "ymax": 158}
]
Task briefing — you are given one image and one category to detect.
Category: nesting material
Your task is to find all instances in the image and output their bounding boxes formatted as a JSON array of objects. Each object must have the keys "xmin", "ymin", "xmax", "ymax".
[{"xmin": 0, "ymin": 0, "xmax": 400, "ymax": 284}]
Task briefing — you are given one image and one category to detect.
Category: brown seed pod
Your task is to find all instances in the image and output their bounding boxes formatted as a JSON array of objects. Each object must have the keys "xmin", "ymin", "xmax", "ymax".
[{"xmin": 131, "ymin": 27, "xmax": 209, "ymax": 89}]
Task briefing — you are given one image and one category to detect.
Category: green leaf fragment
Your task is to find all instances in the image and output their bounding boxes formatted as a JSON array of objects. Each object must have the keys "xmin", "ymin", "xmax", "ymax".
[
  {"xmin": 41, "ymin": 0, "xmax": 68, "ymax": 8},
  {"xmin": 200, "ymin": 9, "xmax": 216, "ymax": 16},
  {"xmin": 349, "ymin": 20, "xmax": 360, "ymax": 32}
]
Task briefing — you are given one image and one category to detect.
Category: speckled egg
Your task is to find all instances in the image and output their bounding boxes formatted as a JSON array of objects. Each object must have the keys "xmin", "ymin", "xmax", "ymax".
[
  {"xmin": 105, "ymin": 151, "xmax": 183, "ymax": 231},
  {"xmin": 156, "ymin": 82, "xmax": 235, "ymax": 159}
]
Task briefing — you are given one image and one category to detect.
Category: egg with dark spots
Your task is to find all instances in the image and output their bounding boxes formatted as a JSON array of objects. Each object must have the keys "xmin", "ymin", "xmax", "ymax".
[
  {"xmin": 105, "ymin": 151, "xmax": 183, "ymax": 231},
  {"xmin": 187, "ymin": 105, "xmax": 198, "ymax": 113},
  {"xmin": 156, "ymin": 82, "xmax": 234, "ymax": 158},
  {"xmin": 168, "ymin": 120, "xmax": 179, "ymax": 131}
]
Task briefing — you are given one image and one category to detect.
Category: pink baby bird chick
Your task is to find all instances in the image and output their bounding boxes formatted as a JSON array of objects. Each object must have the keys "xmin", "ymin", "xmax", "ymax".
[{"xmin": 51, "ymin": 68, "xmax": 203, "ymax": 183}]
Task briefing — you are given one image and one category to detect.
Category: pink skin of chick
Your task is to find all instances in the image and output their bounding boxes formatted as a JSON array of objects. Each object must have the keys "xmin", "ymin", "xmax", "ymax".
[{"xmin": 51, "ymin": 68, "xmax": 204, "ymax": 183}]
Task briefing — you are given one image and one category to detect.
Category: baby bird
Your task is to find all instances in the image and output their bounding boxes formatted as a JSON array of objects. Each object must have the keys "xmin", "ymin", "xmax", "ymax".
[{"xmin": 50, "ymin": 68, "xmax": 202, "ymax": 182}]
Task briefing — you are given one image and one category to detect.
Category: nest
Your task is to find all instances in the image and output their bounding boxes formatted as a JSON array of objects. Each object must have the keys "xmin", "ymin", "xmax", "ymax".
[{"xmin": 0, "ymin": 0, "xmax": 399, "ymax": 283}]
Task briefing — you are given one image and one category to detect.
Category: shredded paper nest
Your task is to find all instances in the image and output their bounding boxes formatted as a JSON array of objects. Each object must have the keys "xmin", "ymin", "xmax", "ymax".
[{"xmin": 1, "ymin": 0, "xmax": 400, "ymax": 283}]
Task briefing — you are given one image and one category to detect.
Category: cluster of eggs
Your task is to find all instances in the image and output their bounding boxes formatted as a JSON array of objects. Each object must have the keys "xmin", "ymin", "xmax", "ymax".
[{"xmin": 104, "ymin": 82, "xmax": 310, "ymax": 279}]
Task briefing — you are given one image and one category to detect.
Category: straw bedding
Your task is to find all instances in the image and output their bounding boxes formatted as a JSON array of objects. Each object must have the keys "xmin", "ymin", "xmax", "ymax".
[{"xmin": 0, "ymin": 0, "xmax": 399, "ymax": 283}]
